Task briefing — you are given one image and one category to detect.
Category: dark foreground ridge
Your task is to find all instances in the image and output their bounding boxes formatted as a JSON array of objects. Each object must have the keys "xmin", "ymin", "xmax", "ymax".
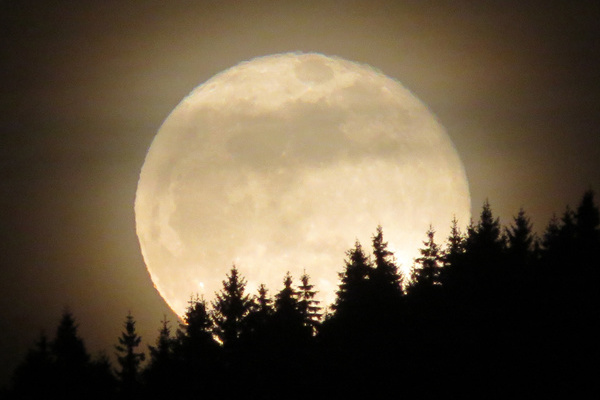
[{"xmin": 4, "ymin": 190, "xmax": 599, "ymax": 399}]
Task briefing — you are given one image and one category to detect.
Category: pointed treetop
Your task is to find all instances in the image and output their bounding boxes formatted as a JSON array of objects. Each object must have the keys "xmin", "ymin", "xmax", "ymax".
[
  {"xmin": 298, "ymin": 271, "xmax": 322, "ymax": 333},
  {"xmin": 506, "ymin": 208, "xmax": 535, "ymax": 258},
  {"xmin": 467, "ymin": 199, "xmax": 504, "ymax": 253},
  {"xmin": 115, "ymin": 312, "xmax": 145, "ymax": 386},
  {"xmin": 576, "ymin": 189, "xmax": 599, "ymax": 236},
  {"xmin": 212, "ymin": 265, "xmax": 252, "ymax": 346},
  {"xmin": 412, "ymin": 225, "xmax": 442, "ymax": 289},
  {"xmin": 52, "ymin": 310, "xmax": 89, "ymax": 367},
  {"xmin": 446, "ymin": 216, "xmax": 466, "ymax": 259},
  {"xmin": 371, "ymin": 226, "xmax": 402, "ymax": 292},
  {"xmin": 275, "ymin": 272, "xmax": 299, "ymax": 312}
]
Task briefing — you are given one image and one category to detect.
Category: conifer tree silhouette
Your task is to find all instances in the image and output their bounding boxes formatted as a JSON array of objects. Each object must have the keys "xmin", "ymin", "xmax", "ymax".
[
  {"xmin": 462, "ymin": 199, "xmax": 506, "ymax": 301},
  {"xmin": 143, "ymin": 317, "xmax": 175, "ymax": 398},
  {"xmin": 51, "ymin": 310, "xmax": 93, "ymax": 398},
  {"xmin": 440, "ymin": 216, "xmax": 467, "ymax": 291},
  {"xmin": 445, "ymin": 216, "xmax": 466, "ymax": 264},
  {"xmin": 505, "ymin": 208, "xmax": 536, "ymax": 267},
  {"xmin": 146, "ymin": 317, "xmax": 173, "ymax": 371},
  {"xmin": 212, "ymin": 265, "xmax": 252, "ymax": 348},
  {"xmin": 574, "ymin": 189, "xmax": 600, "ymax": 267},
  {"xmin": 115, "ymin": 312, "xmax": 145, "ymax": 397},
  {"xmin": 174, "ymin": 295, "xmax": 219, "ymax": 398},
  {"xmin": 571, "ymin": 190, "xmax": 600, "ymax": 391},
  {"xmin": 371, "ymin": 225, "xmax": 403, "ymax": 297},
  {"xmin": 52, "ymin": 310, "xmax": 90, "ymax": 369},
  {"xmin": 7, "ymin": 190, "xmax": 600, "ymax": 399},
  {"xmin": 242, "ymin": 284, "xmax": 273, "ymax": 344},
  {"xmin": 332, "ymin": 240, "xmax": 372, "ymax": 318},
  {"xmin": 466, "ymin": 199, "xmax": 505, "ymax": 258},
  {"xmin": 177, "ymin": 295, "xmax": 216, "ymax": 354},
  {"xmin": 255, "ymin": 283, "xmax": 274, "ymax": 318},
  {"xmin": 10, "ymin": 332, "xmax": 54, "ymax": 398},
  {"xmin": 273, "ymin": 272, "xmax": 303, "ymax": 335},
  {"xmin": 267, "ymin": 273, "xmax": 313, "ymax": 399},
  {"xmin": 411, "ymin": 225, "xmax": 442, "ymax": 290},
  {"xmin": 297, "ymin": 271, "xmax": 322, "ymax": 335}
]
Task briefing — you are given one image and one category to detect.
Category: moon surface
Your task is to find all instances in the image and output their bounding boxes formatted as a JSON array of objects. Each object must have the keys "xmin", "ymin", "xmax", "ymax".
[{"xmin": 135, "ymin": 53, "xmax": 470, "ymax": 318}]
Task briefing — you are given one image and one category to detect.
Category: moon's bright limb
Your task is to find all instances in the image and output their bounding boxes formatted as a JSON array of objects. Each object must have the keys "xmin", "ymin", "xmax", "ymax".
[{"xmin": 135, "ymin": 53, "xmax": 470, "ymax": 318}]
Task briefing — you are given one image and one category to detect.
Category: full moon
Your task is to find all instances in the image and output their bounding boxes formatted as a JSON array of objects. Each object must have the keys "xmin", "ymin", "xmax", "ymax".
[{"xmin": 135, "ymin": 53, "xmax": 470, "ymax": 319}]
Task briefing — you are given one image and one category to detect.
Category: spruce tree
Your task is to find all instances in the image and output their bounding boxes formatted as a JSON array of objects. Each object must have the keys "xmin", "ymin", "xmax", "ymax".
[
  {"xmin": 559, "ymin": 207, "xmax": 576, "ymax": 256},
  {"xmin": 243, "ymin": 284, "xmax": 273, "ymax": 341},
  {"xmin": 466, "ymin": 199, "xmax": 505, "ymax": 257},
  {"xmin": 52, "ymin": 311, "xmax": 90, "ymax": 368},
  {"xmin": 541, "ymin": 214, "xmax": 561, "ymax": 255},
  {"xmin": 444, "ymin": 216, "xmax": 466, "ymax": 266},
  {"xmin": 144, "ymin": 317, "xmax": 175, "ymax": 397},
  {"xmin": 178, "ymin": 295, "xmax": 216, "ymax": 351},
  {"xmin": 297, "ymin": 271, "xmax": 322, "ymax": 335},
  {"xmin": 574, "ymin": 189, "xmax": 600, "ymax": 266},
  {"xmin": 371, "ymin": 225, "xmax": 402, "ymax": 293},
  {"xmin": 505, "ymin": 208, "xmax": 535, "ymax": 268},
  {"xmin": 332, "ymin": 240, "xmax": 372, "ymax": 316},
  {"xmin": 440, "ymin": 217, "xmax": 467, "ymax": 290},
  {"xmin": 147, "ymin": 317, "xmax": 174, "ymax": 370},
  {"xmin": 274, "ymin": 272, "xmax": 301, "ymax": 323},
  {"xmin": 212, "ymin": 265, "xmax": 252, "ymax": 347},
  {"xmin": 115, "ymin": 312, "xmax": 145, "ymax": 396},
  {"xmin": 10, "ymin": 332, "xmax": 54, "ymax": 397},
  {"xmin": 412, "ymin": 226, "xmax": 442, "ymax": 290},
  {"xmin": 255, "ymin": 284, "xmax": 273, "ymax": 316},
  {"xmin": 174, "ymin": 295, "xmax": 219, "ymax": 398},
  {"xmin": 265, "ymin": 274, "xmax": 310, "ymax": 400},
  {"xmin": 50, "ymin": 311, "xmax": 92, "ymax": 398},
  {"xmin": 462, "ymin": 200, "xmax": 506, "ymax": 296}
]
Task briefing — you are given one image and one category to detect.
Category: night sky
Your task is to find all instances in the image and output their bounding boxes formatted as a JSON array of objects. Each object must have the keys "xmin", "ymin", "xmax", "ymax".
[{"xmin": 1, "ymin": 0, "xmax": 599, "ymax": 385}]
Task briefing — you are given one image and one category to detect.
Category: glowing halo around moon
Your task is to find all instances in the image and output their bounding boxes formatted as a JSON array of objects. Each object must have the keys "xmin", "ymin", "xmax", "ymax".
[{"xmin": 135, "ymin": 52, "xmax": 470, "ymax": 319}]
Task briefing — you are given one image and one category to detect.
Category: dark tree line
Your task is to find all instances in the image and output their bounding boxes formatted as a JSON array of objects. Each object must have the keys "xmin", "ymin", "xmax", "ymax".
[{"xmin": 6, "ymin": 190, "xmax": 599, "ymax": 398}]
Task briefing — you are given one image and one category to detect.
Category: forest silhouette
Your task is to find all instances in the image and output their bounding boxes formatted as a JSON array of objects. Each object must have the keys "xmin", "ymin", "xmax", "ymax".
[{"xmin": 4, "ymin": 190, "xmax": 599, "ymax": 399}]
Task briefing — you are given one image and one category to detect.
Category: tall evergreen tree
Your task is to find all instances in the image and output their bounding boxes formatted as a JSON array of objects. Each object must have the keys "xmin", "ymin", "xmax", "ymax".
[
  {"xmin": 505, "ymin": 208, "xmax": 535, "ymax": 268},
  {"xmin": 332, "ymin": 240, "xmax": 372, "ymax": 316},
  {"xmin": 466, "ymin": 199, "xmax": 505, "ymax": 257},
  {"xmin": 241, "ymin": 284, "xmax": 275, "ymax": 352},
  {"xmin": 272, "ymin": 273, "xmax": 312, "ymax": 391},
  {"xmin": 115, "ymin": 312, "xmax": 145, "ymax": 396},
  {"xmin": 143, "ymin": 317, "xmax": 175, "ymax": 397},
  {"xmin": 541, "ymin": 207, "xmax": 577, "ymax": 274},
  {"xmin": 274, "ymin": 272, "xmax": 301, "ymax": 322},
  {"xmin": 541, "ymin": 214, "xmax": 561, "ymax": 253},
  {"xmin": 10, "ymin": 332, "xmax": 54, "ymax": 398},
  {"xmin": 574, "ymin": 189, "xmax": 600, "ymax": 266},
  {"xmin": 147, "ymin": 317, "xmax": 173, "ymax": 369},
  {"xmin": 440, "ymin": 216, "xmax": 467, "ymax": 289},
  {"xmin": 371, "ymin": 225, "xmax": 403, "ymax": 294},
  {"xmin": 212, "ymin": 265, "xmax": 252, "ymax": 347},
  {"xmin": 559, "ymin": 207, "xmax": 576, "ymax": 254},
  {"xmin": 178, "ymin": 295, "xmax": 216, "ymax": 351},
  {"xmin": 255, "ymin": 284, "xmax": 273, "ymax": 316},
  {"xmin": 411, "ymin": 226, "xmax": 442, "ymax": 290},
  {"xmin": 52, "ymin": 311, "xmax": 90, "ymax": 369},
  {"xmin": 174, "ymin": 295, "xmax": 219, "ymax": 398},
  {"xmin": 461, "ymin": 200, "xmax": 507, "ymax": 297},
  {"xmin": 51, "ymin": 311, "xmax": 93, "ymax": 398},
  {"xmin": 297, "ymin": 271, "xmax": 322, "ymax": 335},
  {"xmin": 445, "ymin": 216, "xmax": 466, "ymax": 265}
]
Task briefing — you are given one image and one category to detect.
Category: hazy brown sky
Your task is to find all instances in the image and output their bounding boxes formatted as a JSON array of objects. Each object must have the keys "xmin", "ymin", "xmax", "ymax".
[{"xmin": 1, "ymin": 0, "xmax": 599, "ymax": 385}]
